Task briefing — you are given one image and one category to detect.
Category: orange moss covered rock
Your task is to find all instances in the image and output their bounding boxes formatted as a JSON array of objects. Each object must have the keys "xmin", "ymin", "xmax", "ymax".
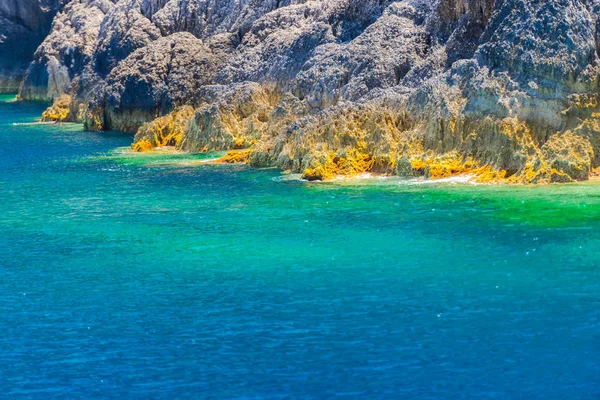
[
  {"xmin": 216, "ymin": 150, "xmax": 251, "ymax": 164},
  {"xmin": 41, "ymin": 95, "xmax": 72, "ymax": 122},
  {"xmin": 300, "ymin": 140, "xmax": 395, "ymax": 181},
  {"xmin": 401, "ymin": 152, "xmax": 508, "ymax": 183},
  {"xmin": 131, "ymin": 139, "xmax": 154, "ymax": 152},
  {"xmin": 540, "ymin": 132, "xmax": 594, "ymax": 181},
  {"xmin": 132, "ymin": 106, "xmax": 194, "ymax": 152},
  {"xmin": 182, "ymin": 83, "xmax": 281, "ymax": 152}
]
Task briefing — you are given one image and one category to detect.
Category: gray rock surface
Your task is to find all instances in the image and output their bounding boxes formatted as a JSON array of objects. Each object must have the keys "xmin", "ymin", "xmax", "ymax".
[
  {"xmin": 150, "ymin": 0, "xmax": 303, "ymax": 39},
  {"xmin": 88, "ymin": 32, "xmax": 220, "ymax": 131},
  {"xmin": 291, "ymin": 1, "xmax": 431, "ymax": 110},
  {"xmin": 0, "ymin": 0, "xmax": 69, "ymax": 92},
  {"xmin": 19, "ymin": 0, "xmax": 115, "ymax": 101},
  {"xmin": 182, "ymin": 82, "xmax": 280, "ymax": 151},
  {"xmin": 8, "ymin": 0, "xmax": 600, "ymax": 182}
]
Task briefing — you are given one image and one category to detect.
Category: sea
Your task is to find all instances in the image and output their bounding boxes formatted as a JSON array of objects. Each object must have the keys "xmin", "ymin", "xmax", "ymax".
[{"xmin": 1, "ymin": 94, "xmax": 599, "ymax": 398}]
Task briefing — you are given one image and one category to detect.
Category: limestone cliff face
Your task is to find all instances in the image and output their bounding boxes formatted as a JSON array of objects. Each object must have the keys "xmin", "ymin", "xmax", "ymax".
[
  {"xmin": 9, "ymin": 0, "xmax": 600, "ymax": 182},
  {"xmin": 149, "ymin": 0, "xmax": 304, "ymax": 39},
  {"xmin": 19, "ymin": 0, "xmax": 115, "ymax": 101},
  {"xmin": 0, "ymin": 0, "xmax": 69, "ymax": 92},
  {"xmin": 90, "ymin": 32, "xmax": 221, "ymax": 131}
]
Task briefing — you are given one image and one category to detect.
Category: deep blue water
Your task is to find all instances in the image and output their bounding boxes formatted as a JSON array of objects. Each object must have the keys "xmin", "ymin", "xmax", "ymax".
[{"xmin": 1, "ymin": 95, "xmax": 599, "ymax": 398}]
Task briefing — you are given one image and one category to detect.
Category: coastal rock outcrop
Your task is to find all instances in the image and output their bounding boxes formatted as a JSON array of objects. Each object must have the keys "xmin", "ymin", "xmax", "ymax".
[
  {"xmin": 0, "ymin": 0, "xmax": 69, "ymax": 92},
  {"xmin": 41, "ymin": 94, "xmax": 74, "ymax": 122},
  {"xmin": 182, "ymin": 82, "xmax": 281, "ymax": 151},
  {"xmin": 9, "ymin": 0, "xmax": 600, "ymax": 183},
  {"xmin": 86, "ymin": 32, "xmax": 220, "ymax": 132},
  {"xmin": 19, "ymin": 0, "xmax": 115, "ymax": 101},
  {"xmin": 132, "ymin": 105, "xmax": 194, "ymax": 151}
]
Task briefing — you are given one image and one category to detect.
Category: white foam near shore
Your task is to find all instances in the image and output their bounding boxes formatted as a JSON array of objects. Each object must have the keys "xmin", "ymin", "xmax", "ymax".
[
  {"xmin": 333, "ymin": 173, "xmax": 480, "ymax": 185},
  {"xmin": 272, "ymin": 173, "xmax": 305, "ymax": 182},
  {"xmin": 409, "ymin": 174, "xmax": 478, "ymax": 185},
  {"xmin": 12, "ymin": 121, "xmax": 55, "ymax": 126},
  {"xmin": 272, "ymin": 172, "xmax": 480, "ymax": 186},
  {"xmin": 0, "ymin": 95, "xmax": 18, "ymax": 103}
]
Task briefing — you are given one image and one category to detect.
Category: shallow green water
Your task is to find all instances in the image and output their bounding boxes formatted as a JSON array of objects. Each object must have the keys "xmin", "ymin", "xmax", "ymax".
[{"xmin": 1, "ymin": 97, "xmax": 599, "ymax": 398}]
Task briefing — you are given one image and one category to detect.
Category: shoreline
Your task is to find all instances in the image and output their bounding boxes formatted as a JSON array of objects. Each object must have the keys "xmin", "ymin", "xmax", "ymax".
[
  {"xmin": 7, "ymin": 95, "xmax": 598, "ymax": 186},
  {"xmin": 97, "ymin": 142, "xmax": 600, "ymax": 187},
  {"xmin": 37, "ymin": 91, "xmax": 599, "ymax": 186}
]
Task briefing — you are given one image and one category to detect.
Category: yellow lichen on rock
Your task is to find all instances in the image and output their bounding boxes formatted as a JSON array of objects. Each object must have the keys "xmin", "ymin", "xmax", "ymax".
[
  {"xmin": 473, "ymin": 165, "xmax": 507, "ymax": 183},
  {"xmin": 408, "ymin": 153, "xmax": 472, "ymax": 179},
  {"xmin": 301, "ymin": 152, "xmax": 339, "ymax": 181},
  {"xmin": 216, "ymin": 150, "xmax": 252, "ymax": 164},
  {"xmin": 540, "ymin": 132, "xmax": 594, "ymax": 181},
  {"xmin": 243, "ymin": 95, "xmax": 597, "ymax": 184},
  {"xmin": 301, "ymin": 140, "xmax": 394, "ymax": 181},
  {"xmin": 273, "ymin": 107, "xmax": 409, "ymax": 181},
  {"xmin": 568, "ymin": 93, "xmax": 599, "ymax": 112},
  {"xmin": 81, "ymin": 104, "xmax": 105, "ymax": 131},
  {"xmin": 131, "ymin": 139, "xmax": 154, "ymax": 152},
  {"xmin": 132, "ymin": 106, "xmax": 195, "ymax": 152},
  {"xmin": 402, "ymin": 152, "xmax": 506, "ymax": 182},
  {"xmin": 181, "ymin": 84, "xmax": 282, "ymax": 152},
  {"xmin": 234, "ymin": 138, "xmax": 246, "ymax": 149},
  {"xmin": 42, "ymin": 95, "xmax": 72, "ymax": 122}
]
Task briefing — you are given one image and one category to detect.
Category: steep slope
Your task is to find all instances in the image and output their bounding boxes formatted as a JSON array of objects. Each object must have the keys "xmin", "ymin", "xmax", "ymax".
[
  {"xmin": 0, "ymin": 0, "xmax": 69, "ymax": 92},
  {"xmin": 10, "ymin": 0, "xmax": 600, "ymax": 183},
  {"xmin": 19, "ymin": 0, "xmax": 116, "ymax": 101}
]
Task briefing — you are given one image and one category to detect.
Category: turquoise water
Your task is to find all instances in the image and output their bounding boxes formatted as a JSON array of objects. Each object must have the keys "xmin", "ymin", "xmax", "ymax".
[{"xmin": 1, "ymin": 95, "xmax": 599, "ymax": 398}]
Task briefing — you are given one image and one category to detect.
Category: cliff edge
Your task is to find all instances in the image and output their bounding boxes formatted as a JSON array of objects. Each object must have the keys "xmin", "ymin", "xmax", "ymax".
[{"xmin": 7, "ymin": 0, "xmax": 600, "ymax": 183}]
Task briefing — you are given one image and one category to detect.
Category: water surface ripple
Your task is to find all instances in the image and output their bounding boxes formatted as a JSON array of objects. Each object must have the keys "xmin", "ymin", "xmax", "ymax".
[{"xmin": 1, "ymin": 96, "xmax": 599, "ymax": 398}]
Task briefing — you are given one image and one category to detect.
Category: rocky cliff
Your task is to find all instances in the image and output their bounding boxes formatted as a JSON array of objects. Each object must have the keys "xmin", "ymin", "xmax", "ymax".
[
  {"xmin": 8, "ymin": 0, "xmax": 600, "ymax": 183},
  {"xmin": 0, "ymin": 0, "xmax": 69, "ymax": 92}
]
